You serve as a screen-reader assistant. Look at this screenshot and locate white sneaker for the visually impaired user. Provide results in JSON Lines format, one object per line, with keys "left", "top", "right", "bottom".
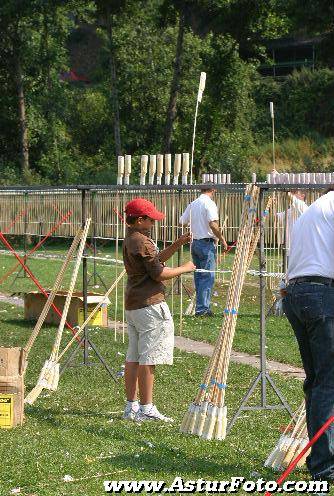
{"left": 123, "top": 401, "right": 139, "bottom": 420}
{"left": 135, "top": 404, "right": 174, "bottom": 423}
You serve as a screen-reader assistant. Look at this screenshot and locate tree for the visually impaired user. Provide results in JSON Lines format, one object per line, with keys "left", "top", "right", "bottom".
{"left": 160, "top": 0, "right": 207, "bottom": 153}
{"left": 94, "top": 0, "right": 127, "bottom": 157}
{"left": 0, "top": 0, "right": 95, "bottom": 183}
{"left": 0, "top": 0, "right": 35, "bottom": 180}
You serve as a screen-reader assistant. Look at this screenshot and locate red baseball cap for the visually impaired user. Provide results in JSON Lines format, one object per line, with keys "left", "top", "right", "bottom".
{"left": 124, "top": 198, "right": 165, "bottom": 220}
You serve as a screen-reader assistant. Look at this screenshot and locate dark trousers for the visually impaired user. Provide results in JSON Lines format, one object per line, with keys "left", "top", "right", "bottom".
{"left": 283, "top": 282, "right": 334, "bottom": 480}
{"left": 191, "top": 239, "right": 216, "bottom": 315}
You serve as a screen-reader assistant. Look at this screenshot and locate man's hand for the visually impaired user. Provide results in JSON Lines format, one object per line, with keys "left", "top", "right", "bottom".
{"left": 181, "top": 261, "right": 196, "bottom": 273}
{"left": 209, "top": 220, "right": 227, "bottom": 250}
{"left": 176, "top": 232, "right": 192, "bottom": 246}
{"left": 221, "top": 239, "right": 228, "bottom": 252}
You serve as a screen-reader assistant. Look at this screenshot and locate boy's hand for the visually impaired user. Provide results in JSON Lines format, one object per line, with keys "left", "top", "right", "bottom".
{"left": 182, "top": 261, "right": 196, "bottom": 273}
{"left": 177, "top": 232, "right": 192, "bottom": 246}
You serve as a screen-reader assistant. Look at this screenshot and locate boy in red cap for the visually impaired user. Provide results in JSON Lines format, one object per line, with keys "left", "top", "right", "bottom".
{"left": 123, "top": 198, "right": 195, "bottom": 422}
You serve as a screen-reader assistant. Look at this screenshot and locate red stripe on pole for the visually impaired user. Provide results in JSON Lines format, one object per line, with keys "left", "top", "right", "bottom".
{"left": 3, "top": 207, "right": 29, "bottom": 234}
{"left": 0, "top": 210, "right": 73, "bottom": 285}
{"left": 113, "top": 207, "right": 125, "bottom": 224}
{"left": 265, "top": 415, "right": 334, "bottom": 496}
{"left": 226, "top": 241, "right": 237, "bottom": 253}
{"left": 0, "top": 230, "right": 80, "bottom": 341}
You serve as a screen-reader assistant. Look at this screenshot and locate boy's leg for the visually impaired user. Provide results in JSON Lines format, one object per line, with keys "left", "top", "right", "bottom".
{"left": 123, "top": 314, "right": 140, "bottom": 419}
{"left": 135, "top": 303, "right": 174, "bottom": 422}
{"left": 125, "top": 361, "right": 139, "bottom": 401}
{"left": 138, "top": 364, "right": 155, "bottom": 404}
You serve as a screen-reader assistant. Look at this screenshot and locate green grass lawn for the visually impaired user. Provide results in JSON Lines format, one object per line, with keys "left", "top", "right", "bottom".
{"left": 0, "top": 301, "right": 315, "bottom": 496}
{"left": 179, "top": 282, "right": 302, "bottom": 368}
{"left": 0, "top": 241, "right": 302, "bottom": 369}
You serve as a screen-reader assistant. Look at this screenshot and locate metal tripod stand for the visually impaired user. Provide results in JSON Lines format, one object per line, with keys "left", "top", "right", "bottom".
{"left": 227, "top": 187, "right": 293, "bottom": 433}
{"left": 60, "top": 188, "right": 117, "bottom": 382}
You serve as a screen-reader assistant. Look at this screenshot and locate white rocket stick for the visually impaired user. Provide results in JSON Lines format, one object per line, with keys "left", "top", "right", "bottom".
{"left": 124, "top": 155, "right": 131, "bottom": 185}
{"left": 165, "top": 154, "right": 171, "bottom": 185}
{"left": 117, "top": 156, "right": 124, "bottom": 185}
{"left": 149, "top": 155, "right": 157, "bottom": 185}
{"left": 191, "top": 72, "right": 206, "bottom": 184}
{"left": 140, "top": 155, "right": 148, "bottom": 185}
{"left": 270, "top": 101, "right": 276, "bottom": 170}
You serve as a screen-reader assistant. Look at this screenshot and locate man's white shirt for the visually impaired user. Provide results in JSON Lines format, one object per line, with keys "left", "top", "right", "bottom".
{"left": 277, "top": 196, "right": 308, "bottom": 254}
{"left": 288, "top": 191, "right": 334, "bottom": 280}
{"left": 179, "top": 194, "right": 219, "bottom": 239}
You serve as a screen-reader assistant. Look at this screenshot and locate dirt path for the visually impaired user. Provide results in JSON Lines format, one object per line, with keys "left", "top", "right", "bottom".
{"left": 0, "top": 293, "right": 24, "bottom": 307}
{"left": 174, "top": 335, "right": 304, "bottom": 381}
{"left": 0, "top": 292, "right": 304, "bottom": 381}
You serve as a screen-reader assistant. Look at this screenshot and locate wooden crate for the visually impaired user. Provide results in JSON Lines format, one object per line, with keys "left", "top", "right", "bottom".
{"left": 24, "top": 291, "right": 110, "bottom": 327}
{"left": 0, "top": 347, "right": 26, "bottom": 428}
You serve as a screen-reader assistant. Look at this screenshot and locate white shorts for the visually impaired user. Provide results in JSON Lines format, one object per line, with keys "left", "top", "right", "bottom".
{"left": 125, "top": 302, "right": 174, "bottom": 365}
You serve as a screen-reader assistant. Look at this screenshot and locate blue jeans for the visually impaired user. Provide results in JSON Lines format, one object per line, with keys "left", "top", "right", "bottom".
{"left": 283, "top": 282, "right": 334, "bottom": 480}
{"left": 191, "top": 239, "right": 216, "bottom": 315}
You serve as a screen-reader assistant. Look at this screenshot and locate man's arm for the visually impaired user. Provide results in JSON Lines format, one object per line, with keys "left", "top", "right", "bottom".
{"left": 159, "top": 233, "right": 191, "bottom": 262}
{"left": 288, "top": 193, "right": 308, "bottom": 215}
{"left": 209, "top": 220, "right": 228, "bottom": 251}
{"left": 179, "top": 204, "right": 190, "bottom": 225}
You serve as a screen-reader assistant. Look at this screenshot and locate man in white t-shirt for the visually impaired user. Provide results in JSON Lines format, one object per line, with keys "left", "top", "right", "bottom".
{"left": 283, "top": 189, "right": 334, "bottom": 482}
{"left": 180, "top": 185, "right": 227, "bottom": 316}
{"left": 277, "top": 190, "right": 308, "bottom": 257}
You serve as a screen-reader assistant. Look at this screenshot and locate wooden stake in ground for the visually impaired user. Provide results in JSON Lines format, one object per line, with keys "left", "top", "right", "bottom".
{"left": 25, "top": 219, "right": 91, "bottom": 405}
{"left": 23, "top": 226, "right": 84, "bottom": 358}
{"left": 56, "top": 269, "right": 126, "bottom": 363}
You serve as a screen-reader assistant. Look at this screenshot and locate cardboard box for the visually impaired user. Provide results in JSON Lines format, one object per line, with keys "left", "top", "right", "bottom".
{"left": 0, "top": 347, "right": 25, "bottom": 428}
{"left": 0, "top": 394, "right": 14, "bottom": 428}
{"left": 24, "top": 291, "right": 110, "bottom": 327}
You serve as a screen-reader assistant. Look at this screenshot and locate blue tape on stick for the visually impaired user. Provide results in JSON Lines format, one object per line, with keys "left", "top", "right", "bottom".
{"left": 263, "top": 210, "right": 269, "bottom": 216}
{"left": 217, "top": 383, "right": 227, "bottom": 390}
{"left": 244, "top": 194, "right": 251, "bottom": 201}
{"left": 231, "top": 308, "right": 238, "bottom": 315}
{"left": 200, "top": 383, "right": 207, "bottom": 390}
{"left": 224, "top": 308, "right": 230, "bottom": 314}
{"left": 210, "top": 378, "right": 216, "bottom": 386}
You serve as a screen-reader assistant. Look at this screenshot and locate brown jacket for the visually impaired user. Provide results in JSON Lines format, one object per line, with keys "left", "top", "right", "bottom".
{"left": 123, "top": 227, "right": 165, "bottom": 310}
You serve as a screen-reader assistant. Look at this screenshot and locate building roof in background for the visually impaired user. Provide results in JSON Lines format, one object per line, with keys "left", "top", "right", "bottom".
{"left": 59, "top": 70, "right": 90, "bottom": 84}
{"left": 265, "top": 34, "right": 326, "bottom": 50}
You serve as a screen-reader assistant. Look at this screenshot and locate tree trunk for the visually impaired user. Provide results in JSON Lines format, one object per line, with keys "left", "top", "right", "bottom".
{"left": 163, "top": 12, "right": 185, "bottom": 153}
{"left": 107, "top": 13, "right": 122, "bottom": 157}
{"left": 194, "top": 119, "right": 213, "bottom": 180}
{"left": 41, "top": 8, "right": 52, "bottom": 91}
{"left": 14, "top": 49, "right": 29, "bottom": 180}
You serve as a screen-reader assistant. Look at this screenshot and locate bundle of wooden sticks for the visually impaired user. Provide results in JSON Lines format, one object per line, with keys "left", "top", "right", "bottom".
{"left": 180, "top": 184, "right": 261, "bottom": 440}
{"left": 264, "top": 401, "right": 310, "bottom": 470}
